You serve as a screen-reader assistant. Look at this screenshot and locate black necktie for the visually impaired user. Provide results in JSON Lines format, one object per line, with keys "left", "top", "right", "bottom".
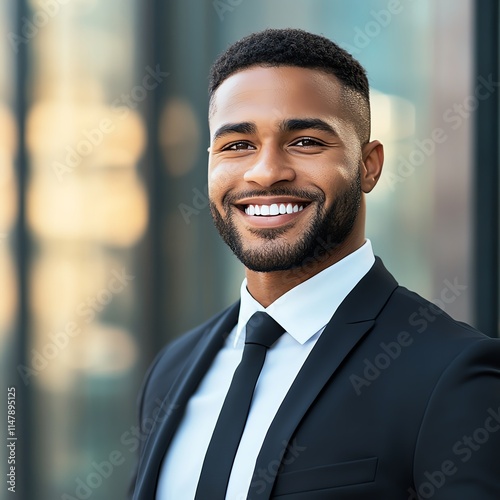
{"left": 195, "top": 312, "right": 285, "bottom": 499}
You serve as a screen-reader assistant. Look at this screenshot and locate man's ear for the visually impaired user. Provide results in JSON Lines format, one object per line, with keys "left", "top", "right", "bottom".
{"left": 360, "top": 140, "right": 384, "bottom": 193}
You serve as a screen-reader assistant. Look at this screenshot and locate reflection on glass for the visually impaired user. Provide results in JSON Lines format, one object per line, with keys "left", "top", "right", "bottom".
{"left": 0, "top": 104, "right": 18, "bottom": 337}
{"left": 24, "top": 0, "right": 147, "bottom": 498}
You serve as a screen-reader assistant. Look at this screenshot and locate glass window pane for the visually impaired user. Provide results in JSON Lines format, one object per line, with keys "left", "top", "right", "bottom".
{"left": 23, "top": 1, "right": 148, "bottom": 497}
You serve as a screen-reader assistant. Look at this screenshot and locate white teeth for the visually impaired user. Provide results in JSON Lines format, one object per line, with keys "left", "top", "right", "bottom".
{"left": 244, "top": 203, "right": 306, "bottom": 216}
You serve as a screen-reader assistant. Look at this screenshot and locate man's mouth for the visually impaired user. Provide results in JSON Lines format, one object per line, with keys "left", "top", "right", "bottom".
{"left": 243, "top": 202, "right": 306, "bottom": 216}
{"left": 231, "top": 196, "right": 313, "bottom": 228}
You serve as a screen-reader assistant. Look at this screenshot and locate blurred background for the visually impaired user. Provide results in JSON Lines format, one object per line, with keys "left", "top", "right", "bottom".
{"left": 1, "top": 0, "right": 499, "bottom": 498}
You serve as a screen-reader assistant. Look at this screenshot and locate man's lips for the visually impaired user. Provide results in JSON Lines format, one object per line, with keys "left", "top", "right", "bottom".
{"left": 234, "top": 197, "right": 311, "bottom": 216}
{"left": 233, "top": 197, "right": 312, "bottom": 228}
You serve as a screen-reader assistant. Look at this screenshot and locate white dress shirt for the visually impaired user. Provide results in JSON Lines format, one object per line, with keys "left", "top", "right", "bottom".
{"left": 156, "top": 240, "right": 375, "bottom": 499}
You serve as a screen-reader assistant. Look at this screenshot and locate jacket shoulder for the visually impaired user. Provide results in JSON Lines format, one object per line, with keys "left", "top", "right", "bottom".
{"left": 137, "top": 303, "right": 238, "bottom": 421}
{"left": 386, "top": 284, "right": 490, "bottom": 340}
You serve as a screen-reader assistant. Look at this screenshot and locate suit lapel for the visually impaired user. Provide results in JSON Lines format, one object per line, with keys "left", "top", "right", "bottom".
{"left": 248, "top": 258, "right": 398, "bottom": 499}
{"left": 134, "top": 301, "right": 240, "bottom": 499}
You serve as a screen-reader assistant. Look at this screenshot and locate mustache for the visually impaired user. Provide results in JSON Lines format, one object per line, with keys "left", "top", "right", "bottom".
{"left": 222, "top": 187, "right": 324, "bottom": 206}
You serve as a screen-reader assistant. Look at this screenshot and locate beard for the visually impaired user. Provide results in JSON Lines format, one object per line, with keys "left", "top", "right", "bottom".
{"left": 210, "top": 171, "right": 362, "bottom": 273}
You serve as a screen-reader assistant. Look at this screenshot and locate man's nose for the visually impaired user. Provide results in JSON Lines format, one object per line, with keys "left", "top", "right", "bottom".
{"left": 243, "top": 146, "right": 296, "bottom": 187}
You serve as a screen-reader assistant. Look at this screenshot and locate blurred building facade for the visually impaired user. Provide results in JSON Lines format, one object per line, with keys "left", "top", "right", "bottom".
{"left": 1, "top": 0, "right": 498, "bottom": 499}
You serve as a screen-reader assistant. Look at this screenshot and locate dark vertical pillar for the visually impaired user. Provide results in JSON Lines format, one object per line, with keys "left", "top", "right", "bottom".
{"left": 139, "top": 0, "right": 235, "bottom": 359}
{"left": 142, "top": 0, "right": 224, "bottom": 347}
{"left": 473, "top": 0, "right": 499, "bottom": 337}
{"left": 14, "top": 1, "right": 32, "bottom": 498}
{"left": 140, "top": 0, "right": 166, "bottom": 360}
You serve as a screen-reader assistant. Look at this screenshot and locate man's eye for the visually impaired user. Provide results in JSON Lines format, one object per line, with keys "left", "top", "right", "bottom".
{"left": 292, "top": 138, "right": 323, "bottom": 147}
{"left": 223, "top": 141, "right": 255, "bottom": 151}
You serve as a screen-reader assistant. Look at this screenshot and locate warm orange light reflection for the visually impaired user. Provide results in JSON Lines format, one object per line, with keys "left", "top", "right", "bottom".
{"left": 160, "top": 97, "right": 201, "bottom": 176}
{"left": 0, "top": 104, "right": 18, "bottom": 234}
{"left": 371, "top": 90, "right": 416, "bottom": 142}
{"left": 369, "top": 90, "right": 417, "bottom": 199}
{"left": 0, "top": 104, "right": 18, "bottom": 344}
{"left": 29, "top": 322, "right": 138, "bottom": 392}
{"left": 29, "top": 248, "right": 137, "bottom": 390}
{"left": 27, "top": 168, "right": 148, "bottom": 246}
{"left": 27, "top": 101, "right": 146, "bottom": 170}
{"left": 67, "top": 322, "right": 138, "bottom": 375}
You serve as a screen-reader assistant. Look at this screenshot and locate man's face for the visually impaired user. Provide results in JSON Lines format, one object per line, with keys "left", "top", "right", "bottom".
{"left": 208, "top": 66, "right": 369, "bottom": 273}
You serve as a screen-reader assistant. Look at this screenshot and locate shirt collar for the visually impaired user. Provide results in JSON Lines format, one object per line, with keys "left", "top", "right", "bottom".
{"left": 234, "top": 240, "right": 375, "bottom": 347}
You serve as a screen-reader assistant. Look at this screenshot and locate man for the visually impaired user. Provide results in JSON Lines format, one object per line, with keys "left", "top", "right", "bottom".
{"left": 132, "top": 29, "right": 500, "bottom": 499}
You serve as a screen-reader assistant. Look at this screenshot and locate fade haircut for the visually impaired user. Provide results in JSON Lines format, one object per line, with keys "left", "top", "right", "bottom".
{"left": 208, "top": 28, "right": 371, "bottom": 145}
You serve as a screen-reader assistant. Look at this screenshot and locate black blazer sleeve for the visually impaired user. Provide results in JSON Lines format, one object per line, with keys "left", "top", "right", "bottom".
{"left": 412, "top": 338, "right": 500, "bottom": 499}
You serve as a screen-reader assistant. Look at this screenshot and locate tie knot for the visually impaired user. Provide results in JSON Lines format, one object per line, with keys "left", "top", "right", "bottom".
{"left": 245, "top": 312, "right": 284, "bottom": 349}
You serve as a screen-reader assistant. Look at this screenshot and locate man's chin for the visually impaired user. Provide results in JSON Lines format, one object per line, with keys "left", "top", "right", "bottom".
{"left": 232, "top": 243, "right": 312, "bottom": 273}
{"left": 239, "top": 261, "right": 294, "bottom": 273}
{"left": 239, "top": 261, "right": 297, "bottom": 273}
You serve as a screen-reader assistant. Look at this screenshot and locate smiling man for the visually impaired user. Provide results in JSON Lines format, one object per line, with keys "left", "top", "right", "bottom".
{"left": 207, "top": 62, "right": 380, "bottom": 304}
{"left": 132, "top": 29, "right": 500, "bottom": 500}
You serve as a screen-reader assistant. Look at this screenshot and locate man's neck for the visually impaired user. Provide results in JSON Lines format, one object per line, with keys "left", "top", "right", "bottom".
{"left": 245, "top": 234, "right": 365, "bottom": 307}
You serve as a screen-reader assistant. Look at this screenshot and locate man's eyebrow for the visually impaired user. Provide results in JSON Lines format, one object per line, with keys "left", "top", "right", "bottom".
{"left": 212, "top": 122, "right": 257, "bottom": 142}
{"left": 280, "top": 118, "right": 338, "bottom": 136}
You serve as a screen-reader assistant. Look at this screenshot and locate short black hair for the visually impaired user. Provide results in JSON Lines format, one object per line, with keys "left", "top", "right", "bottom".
{"left": 208, "top": 28, "right": 371, "bottom": 144}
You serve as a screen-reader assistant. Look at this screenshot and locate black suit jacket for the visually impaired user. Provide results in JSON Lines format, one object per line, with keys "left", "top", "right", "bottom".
{"left": 132, "top": 258, "right": 500, "bottom": 499}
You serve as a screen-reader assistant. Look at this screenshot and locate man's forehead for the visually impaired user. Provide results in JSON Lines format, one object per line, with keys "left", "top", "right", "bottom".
{"left": 209, "top": 66, "right": 345, "bottom": 126}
